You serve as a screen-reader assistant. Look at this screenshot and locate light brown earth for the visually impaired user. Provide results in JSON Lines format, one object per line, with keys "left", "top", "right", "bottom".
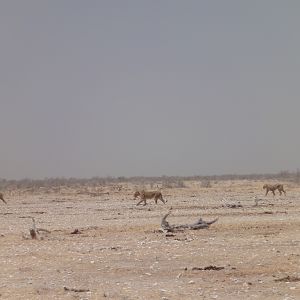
{"left": 0, "top": 180, "right": 299, "bottom": 299}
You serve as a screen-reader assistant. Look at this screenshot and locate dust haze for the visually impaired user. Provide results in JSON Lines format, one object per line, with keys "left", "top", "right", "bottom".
{"left": 1, "top": 1, "right": 300, "bottom": 179}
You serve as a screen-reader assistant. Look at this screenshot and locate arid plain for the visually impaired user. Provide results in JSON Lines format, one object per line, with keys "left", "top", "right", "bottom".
{"left": 0, "top": 180, "right": 299, "bottom": 299}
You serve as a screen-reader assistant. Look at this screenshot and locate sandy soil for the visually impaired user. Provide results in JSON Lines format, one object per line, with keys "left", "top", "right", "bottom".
{"left": 0, "top": 180, "right": 299, "bottom": 299}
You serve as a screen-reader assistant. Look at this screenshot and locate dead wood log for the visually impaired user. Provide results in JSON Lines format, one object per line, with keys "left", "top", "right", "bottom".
{"left": 161, "top": 208, "right": 218, "bottom": 232}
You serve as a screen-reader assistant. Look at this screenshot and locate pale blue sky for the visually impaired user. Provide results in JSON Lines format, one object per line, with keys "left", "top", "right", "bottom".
{"left": 0, "top": 1, "right": 299, "bottom": 179}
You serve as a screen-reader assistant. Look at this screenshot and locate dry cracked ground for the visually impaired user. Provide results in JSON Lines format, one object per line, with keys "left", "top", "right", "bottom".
{"left": 0, "top": 180, "right": 299, "bottom": 299}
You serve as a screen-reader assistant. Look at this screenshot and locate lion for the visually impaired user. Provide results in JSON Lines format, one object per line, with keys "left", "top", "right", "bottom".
{"left": 134, "top": 190, "right": 166, "bottom": 206}
{"left": 263, "top": 184, "right": 286, "bottom": 196}
{"left": 0, "top": 193, "right": 7, "bottom": 204}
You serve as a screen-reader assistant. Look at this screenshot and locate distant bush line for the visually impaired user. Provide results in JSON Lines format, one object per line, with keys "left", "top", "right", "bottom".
{"left": 0, "top": 170, "right": 299, "bottom": 190}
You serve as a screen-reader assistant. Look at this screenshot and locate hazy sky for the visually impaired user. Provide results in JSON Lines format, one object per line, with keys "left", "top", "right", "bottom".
{"left": 0, "top": 1, "right": 299, "bottom": 179}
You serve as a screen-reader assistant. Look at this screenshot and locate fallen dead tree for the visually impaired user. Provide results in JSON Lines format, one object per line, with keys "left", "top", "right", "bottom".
{"left": 161, "top": 208, "right": 218, "bottom": 232}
